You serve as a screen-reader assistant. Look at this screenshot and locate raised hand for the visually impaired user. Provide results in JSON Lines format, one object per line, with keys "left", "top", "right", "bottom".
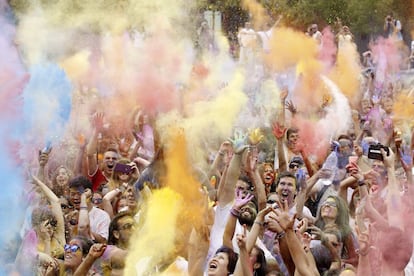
{"left": 273, "top": 199, "right": 295, "bottom": 231}
{"left": 307, "top": 225, "right": 324, "bottom": 240}
{"left": 381, "top": 147, "right": 395, "bottom": 169}
{"left": 285, "top": 100, "right": 297, "bottom": 115}
{"left": 245, "top": 147, "right": 258, "bottom": 175}
{"left": 228, "top": 130, "right": 248, "bottom": 154}
{"left": 233, "top": 189, "right": 254, "bottom": 210}
{"left": 248, "top": 128, "right": 264, "bottom": 145}
{"left": 91, "top": 112, "right": 104, "bottom": 131}
{"left": 272, "top": 122, "right": 286, "bottom": 140}
{"left": 88, "top": 243, "right": 107, "bottom": 259}
{"left": 296, "top": 217, "right": 308, "bottom": 234}
{"left": 280, "top": 87, "right": 289, "bottom": 103}
{"left": 236, "top": 224, "right": 248, "bottom": 249}
{"left": 38, "top": 151, "right": 50, "bottom": 167}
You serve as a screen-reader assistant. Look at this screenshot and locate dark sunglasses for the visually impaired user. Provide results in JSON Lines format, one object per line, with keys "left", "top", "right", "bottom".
{"left": 64, "top": 244, "right": 81, "bottom": 253}
{"left": 92, "top": 198, "right": 103, "bottom": 204}
{"left": 61, "top": 204, "right": 73, "bottom": 210}
{"left": 69, "top": 219, "right": 78, "bottom": 226}
{"left": 289, "top": 163, "right": 300, "bottom": 169}
{"left": 267, "top": 199, "right": 277, "bottom": 204}
{"left": 46, "top": 219, "right": 58, "bottom": 228}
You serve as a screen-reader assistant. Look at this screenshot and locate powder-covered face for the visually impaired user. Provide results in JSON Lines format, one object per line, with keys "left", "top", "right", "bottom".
{"left": 262, "top": 164, "right": 275, "bottom": 185}
{"left": 287, "top": 132, "right": 299, "bottom": 150}
{"left": 56, "top": 167, "right": 69, "bottom": 186}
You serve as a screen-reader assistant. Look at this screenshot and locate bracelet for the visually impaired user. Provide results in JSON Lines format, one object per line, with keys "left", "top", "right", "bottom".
{"left": 254, "top": 221, "right": 264, "bottom": 227}
{"left": 276, "top": 231, "right": 286, "bottom": 239}
{"left": 230, "top": 208, "right": 240, "bottom": 218}
{"left": 80, "top": 206, "right": 88, "bottom": 210}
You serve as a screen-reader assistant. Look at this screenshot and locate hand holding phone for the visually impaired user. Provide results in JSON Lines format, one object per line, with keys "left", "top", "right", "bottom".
{"left": 367, "top": 144, "right": 389, "bottom": 161}
{"left": 114, "top": 163, "right": 133, "bottom": 174}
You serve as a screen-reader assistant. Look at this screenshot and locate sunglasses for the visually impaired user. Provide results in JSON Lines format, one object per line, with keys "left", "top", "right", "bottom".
{"left": 289, "top": 163, "right": 300, "bottom": 169}
{"left": 64, "top": 244, "right": 81, "bottom": 253}
{"left": 267, "top": 199, "right": 277, "bottom": 204}
{"left": 61, "top": 204, "right": 73, "bottom": 210}
{"left": 46, "top": 219, "right": 58, "bottom": 228}
{"left": 322, "top": 201, "right": 337, "bottom": 208}
{"left": 92, "top": 198, "right": 103, "bottom": 204}
{"left": 69, "top": 219, "right": 78, "bottom": 226}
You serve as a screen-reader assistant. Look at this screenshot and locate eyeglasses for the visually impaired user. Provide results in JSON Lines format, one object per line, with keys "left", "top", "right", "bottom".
{"left": 92, "top": 198, "right": 103, "bottom": 204}
{"left": 61, "top": 204, "right": 73, "bottom": 210}
{"left": 119, "top": 222, "right": 135, "bottom": 231}
{"left": 45, "top": 219, "right": 58, "bottom": 228}
{"left": 267, "top": 199, "right": 277, "bottom": 204}
{"left": 64, "top": 244, "right": 81, "bottom": 253}
{"left": 289, "top": 163, "right": 300, "bottom": 169}
{"left": 322, "top": 201, "right": 337, "bottom": 208}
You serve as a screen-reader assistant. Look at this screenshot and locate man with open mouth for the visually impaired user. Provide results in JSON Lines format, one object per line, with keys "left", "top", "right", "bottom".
{"left": 86, "top": 112, "right": 120, "bottom": 192}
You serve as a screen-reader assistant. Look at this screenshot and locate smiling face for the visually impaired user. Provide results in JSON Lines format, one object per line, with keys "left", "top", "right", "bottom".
{"left": 238, "top": 201, "right": 257, "bottom": 227}
{"left": 69, "top": 188, "right": 82, "bottom": 210}
{"left": 103, "top": 151, "right": 118, "bottom": 175}
{"left": 64, "top": 239, "right": 83, "bottom": 270}
{"left": 207, "top": 252, "right": 230, "bottom": 276}
{"left": 262, "top": 164, "right": 275, "bottom": 186}
{"left": 276, "top": 176, "right": 296, "bottom": 205}
{"left": 56, "top": 167, "right": 70, "bottom": 186}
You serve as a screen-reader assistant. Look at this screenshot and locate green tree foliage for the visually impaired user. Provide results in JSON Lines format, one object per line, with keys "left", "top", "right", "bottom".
{"left": 197, "top": 0, "right": 413, "bottom": 40}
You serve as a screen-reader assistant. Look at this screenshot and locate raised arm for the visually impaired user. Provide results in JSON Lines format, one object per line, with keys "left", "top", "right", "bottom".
{"left": 274, "top": 200, "right": 319, "bottom": 276}
{"left": 32, "top": 175, "right": 66, "bottom": 247}
{"left": 382, "top": 148, "right": 404, "bottom": 230}
{"left": 86, "top": 112, "right": 104, "bottom": 176}
{"left": 233, "top": 225, "right": 253, "bottom": 276}
{"left": 223, "top": 192, "right": 254, "bottom": 249}
{"left": 73, "top": 243, "right": 106, "bottom": 276}
{"left": 273, "top": 122, "right": 287, "bottom": 172}
{"left": 217, "top": 131, "right": 248, "bottom": 207}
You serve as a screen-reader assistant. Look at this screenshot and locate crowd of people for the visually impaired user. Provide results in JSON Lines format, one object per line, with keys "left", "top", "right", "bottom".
{"left": 4, "top": 4, "right": 414, "bottom": 276}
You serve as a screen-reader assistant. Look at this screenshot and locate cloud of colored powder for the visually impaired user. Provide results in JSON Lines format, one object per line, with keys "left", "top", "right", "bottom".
{"left": 125, "top": 132, "right": 204, "bottom": 275}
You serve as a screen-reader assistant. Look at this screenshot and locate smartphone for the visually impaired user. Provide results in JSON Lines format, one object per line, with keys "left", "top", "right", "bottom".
{"left": 346, "top": 156, "right": 358, "bottom": 173}
{"left": 367, "top": 144, "right": 389, "bottom": 161}
{"left": 114, "top": 163, "right": 133, "bottom": 174}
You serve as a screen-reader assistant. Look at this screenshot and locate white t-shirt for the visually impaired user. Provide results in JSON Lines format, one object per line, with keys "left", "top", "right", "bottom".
{"left": 89, "top": 206, "right": 111, "bottom": 240}
{"left": 206, "top": 203, "right": 232, "bottom": 265}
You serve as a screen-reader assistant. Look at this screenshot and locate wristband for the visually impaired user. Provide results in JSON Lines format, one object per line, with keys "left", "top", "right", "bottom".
{"left": 80, "top": 206, "right": 88, "bottom": 210}
{"left": 230, "top": 208, "right": 240, "bottom": 218}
